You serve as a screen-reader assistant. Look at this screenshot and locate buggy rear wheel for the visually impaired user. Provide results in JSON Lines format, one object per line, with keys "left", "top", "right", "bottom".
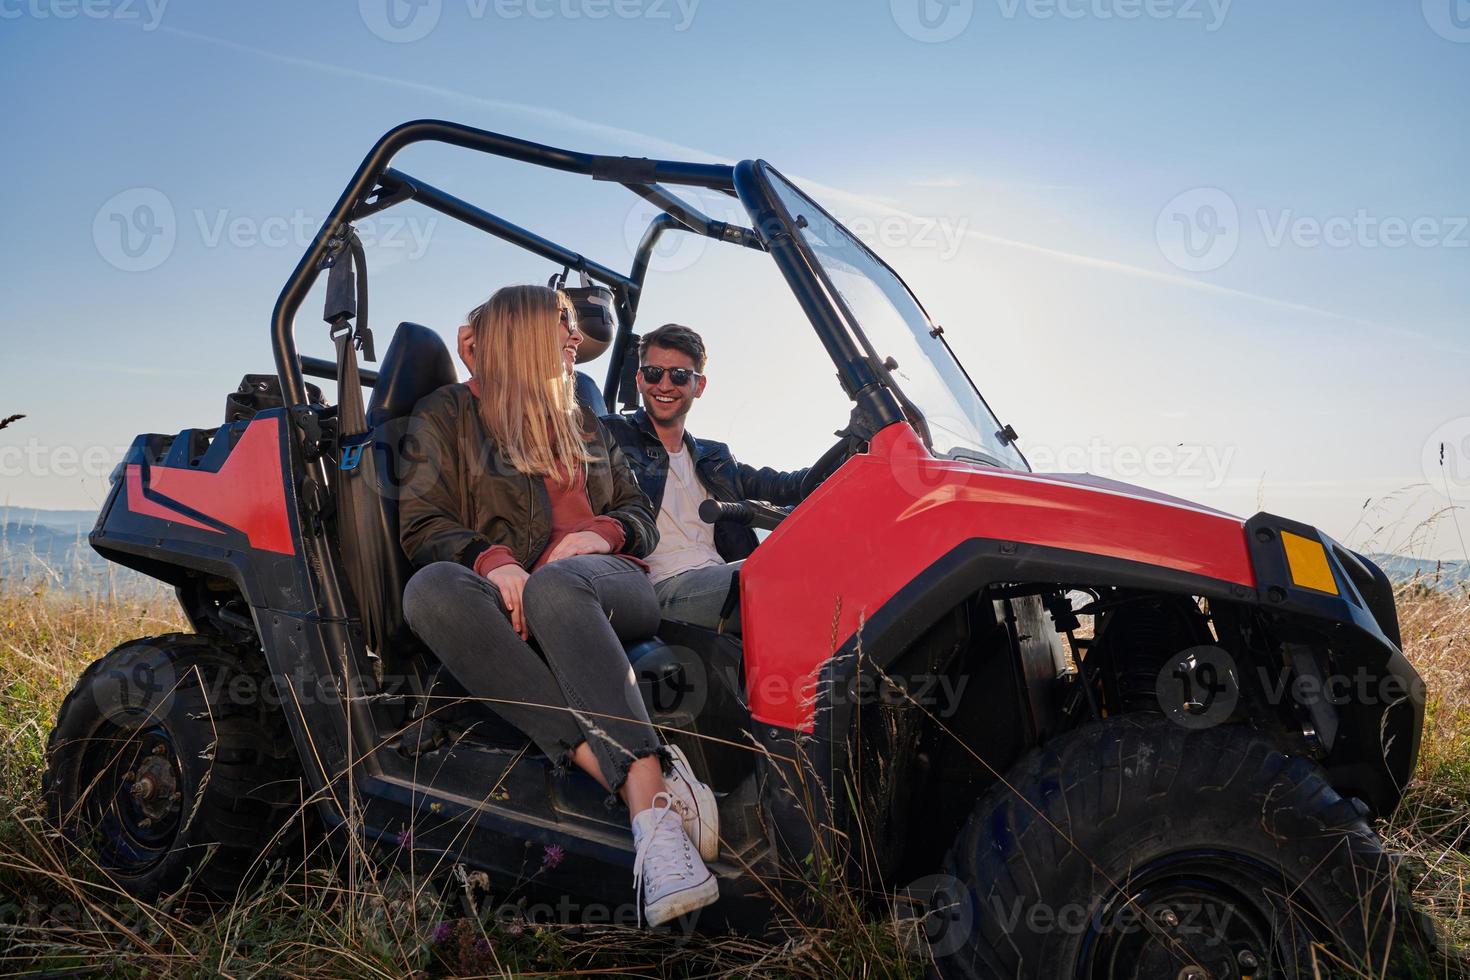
{"left": 931, "top": 715, "right": 1405, "bottom": 978}
{"left": 43, "top": 633, "right": 303, "bottom": 901}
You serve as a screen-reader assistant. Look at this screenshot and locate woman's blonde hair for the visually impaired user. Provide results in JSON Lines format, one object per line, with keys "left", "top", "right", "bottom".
{"left": 467, "top": 284, "right": 590, "bottom": 478}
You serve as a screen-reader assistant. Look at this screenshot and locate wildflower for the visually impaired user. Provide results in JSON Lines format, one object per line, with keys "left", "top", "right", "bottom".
{"left": 473, "top": 937, "right": 491, "bottom": 954}
{"left": 431, "top": 922, "right": 452, "bottom": 944}
{"left": 395, "top": 828, "right": 414, "bottom": 848}
{"left": 541, "top": 843, "right": 565, "bottom": 870}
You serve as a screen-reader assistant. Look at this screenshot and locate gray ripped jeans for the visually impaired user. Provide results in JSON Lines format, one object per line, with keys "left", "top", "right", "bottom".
{"left": 402, "top": 555, "right": 665, "bottom": 792}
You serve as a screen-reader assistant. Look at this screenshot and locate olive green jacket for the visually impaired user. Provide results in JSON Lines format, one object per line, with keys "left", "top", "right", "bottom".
{"left": 398, "top": 383, "right": 658, "bottom": 570}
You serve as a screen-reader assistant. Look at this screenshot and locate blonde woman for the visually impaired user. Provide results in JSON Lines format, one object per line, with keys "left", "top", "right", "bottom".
{"left": 400, "top": 284, "right": 719, "bottom": 926}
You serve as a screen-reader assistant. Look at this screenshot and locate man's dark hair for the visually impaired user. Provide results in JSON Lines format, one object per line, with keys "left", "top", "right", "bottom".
{"left": 639, "top": 323, "right": 707, "bottom": 372}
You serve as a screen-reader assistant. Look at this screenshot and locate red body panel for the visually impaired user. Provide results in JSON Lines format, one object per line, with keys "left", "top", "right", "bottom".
{"left": 126, "top": 416, "right": 296, "bottom": 556}
{"left": 740, "top": 423, "right": 1255, "bottom": 732}
{"left": 124, "top": 465, "right": 222, "bottom": 533}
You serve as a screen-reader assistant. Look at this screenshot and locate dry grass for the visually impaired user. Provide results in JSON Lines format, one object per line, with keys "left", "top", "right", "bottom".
{"left": 1, "top": 579, "right": 1467, "bottom": 976}
{"left": 0, "top": 582, "right": 920, "bottom": 977}
{"left": 1380, "top": 584, "right": 1470, "bottom": 969}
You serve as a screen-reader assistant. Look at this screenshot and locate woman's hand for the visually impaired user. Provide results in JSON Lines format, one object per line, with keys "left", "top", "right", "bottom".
{"left": 544, "top": 530, "right": 612, "bottom": 564}
{"left": 486, "top": 563, "right": 532, "bottom": 638}
{"left": 456, "top": 323, "right": 476, "bottom": 373}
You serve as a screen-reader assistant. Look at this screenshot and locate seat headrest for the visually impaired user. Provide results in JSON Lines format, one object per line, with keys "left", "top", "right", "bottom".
{"left": 574, "top": 370, "right": 608, "bottom": 416}
{"left": 564, "top": 286, "right": 617, "bottom": 363}
{"left": 366, "top": 322, "right": 457, "bottom": 428}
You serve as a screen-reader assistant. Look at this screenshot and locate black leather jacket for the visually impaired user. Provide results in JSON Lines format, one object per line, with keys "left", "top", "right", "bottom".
{"left": 401, "top": 385, "right": 658, "bottom": 570}
{"left": 600, "top": 408, "right": 820, "bottom": 562}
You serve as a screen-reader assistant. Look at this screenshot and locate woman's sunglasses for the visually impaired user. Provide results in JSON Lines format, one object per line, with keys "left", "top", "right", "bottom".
{"left": 638, "top": 365, "right": 701, "bottom": 387}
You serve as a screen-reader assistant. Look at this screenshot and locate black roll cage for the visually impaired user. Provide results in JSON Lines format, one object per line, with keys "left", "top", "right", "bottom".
{"left": 271, "top": 118, "right": 894, "bottom": 417}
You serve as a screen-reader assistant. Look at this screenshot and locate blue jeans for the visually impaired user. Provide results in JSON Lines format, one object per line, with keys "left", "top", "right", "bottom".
{"left": 402, "top": 555, "right": 664, "bottom": 792}
{"left": 652, "top": 560, "right": 742, "bottom": 634}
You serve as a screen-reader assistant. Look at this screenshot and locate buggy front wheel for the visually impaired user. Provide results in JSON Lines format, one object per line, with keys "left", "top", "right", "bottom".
{"left": 933, "top": 716, "right": 1404, "bottom": 978}
{"left": 43, "top": 633, "right": 303, "bottom": 901}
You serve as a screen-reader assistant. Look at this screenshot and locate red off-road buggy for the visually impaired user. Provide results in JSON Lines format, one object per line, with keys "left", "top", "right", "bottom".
{"left": 45, "top": 121, "right": 1423, "bottom": 978}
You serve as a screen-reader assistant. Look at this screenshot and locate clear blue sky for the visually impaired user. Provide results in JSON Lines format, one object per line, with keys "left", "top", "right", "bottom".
{"left": 2, "top": 0, "right": 1467, "bottom": 559}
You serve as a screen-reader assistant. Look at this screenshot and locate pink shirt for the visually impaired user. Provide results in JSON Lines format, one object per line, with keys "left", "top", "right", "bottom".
{"left": 473, "top": 464, "right": 627, "bottom": 575}
{"left": 464, "top": 378, "right": 640, "bottom": 576}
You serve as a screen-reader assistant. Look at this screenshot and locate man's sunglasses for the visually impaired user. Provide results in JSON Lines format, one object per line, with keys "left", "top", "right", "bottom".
{"left": 638, "top": 365, "right": 701, "bottom": 387}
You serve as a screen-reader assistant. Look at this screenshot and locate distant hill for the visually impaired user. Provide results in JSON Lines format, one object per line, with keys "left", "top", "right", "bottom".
{"left": 0, "top": 507, "right": 98, "bottom": 533}
{"left": 1369, "top": 554, "right": 1470, "bottom": 591}
{"left": 0, "top": 506, "right": 160, "bottom": 595}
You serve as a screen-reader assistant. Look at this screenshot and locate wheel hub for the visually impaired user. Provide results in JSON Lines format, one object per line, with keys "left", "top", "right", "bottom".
{"left": 78, "top": 723, "right": 185, "bottom": 873}
{"left": 128, "top": 752, "right": 180, "bottom": 824}
{"left": 1078, "top": 854, "right": 1288, "bottom": 980}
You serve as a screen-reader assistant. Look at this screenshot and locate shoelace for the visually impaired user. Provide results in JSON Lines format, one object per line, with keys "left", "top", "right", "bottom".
{"left": 667, "top": 761, "right": 702, "bottom": 826}
{"left": 632, "top": 791, "right": 695, "bottom": 927}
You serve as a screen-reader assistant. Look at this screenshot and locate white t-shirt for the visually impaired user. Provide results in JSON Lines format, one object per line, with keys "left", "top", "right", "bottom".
{"left": 646, "top": 446, "right": 726, "bottom": 584}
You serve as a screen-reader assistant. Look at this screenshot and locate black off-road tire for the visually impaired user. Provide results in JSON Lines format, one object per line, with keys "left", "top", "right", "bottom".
{"left": 43, "top": 633, "right": 303, "bottom": 901}
{"left": 931, "top": 715, "right": 1405, "bottom": 979}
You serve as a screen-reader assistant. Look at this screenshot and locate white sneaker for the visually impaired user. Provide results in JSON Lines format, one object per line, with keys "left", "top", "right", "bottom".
{"left": 632, "top": 792, "right": 719, "bottom": 928}
{"left": 664, "top": 744, "right": 719, "bottom": 862}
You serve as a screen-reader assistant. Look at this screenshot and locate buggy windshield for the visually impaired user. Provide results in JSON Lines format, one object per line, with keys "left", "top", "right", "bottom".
{"left": 763, "top": 168, "right": 1028, "bottom": 471}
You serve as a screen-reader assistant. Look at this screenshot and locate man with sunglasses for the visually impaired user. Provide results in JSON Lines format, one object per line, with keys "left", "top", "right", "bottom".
{"left": 602, "top": 323, "right": 834, "bottom": 633}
